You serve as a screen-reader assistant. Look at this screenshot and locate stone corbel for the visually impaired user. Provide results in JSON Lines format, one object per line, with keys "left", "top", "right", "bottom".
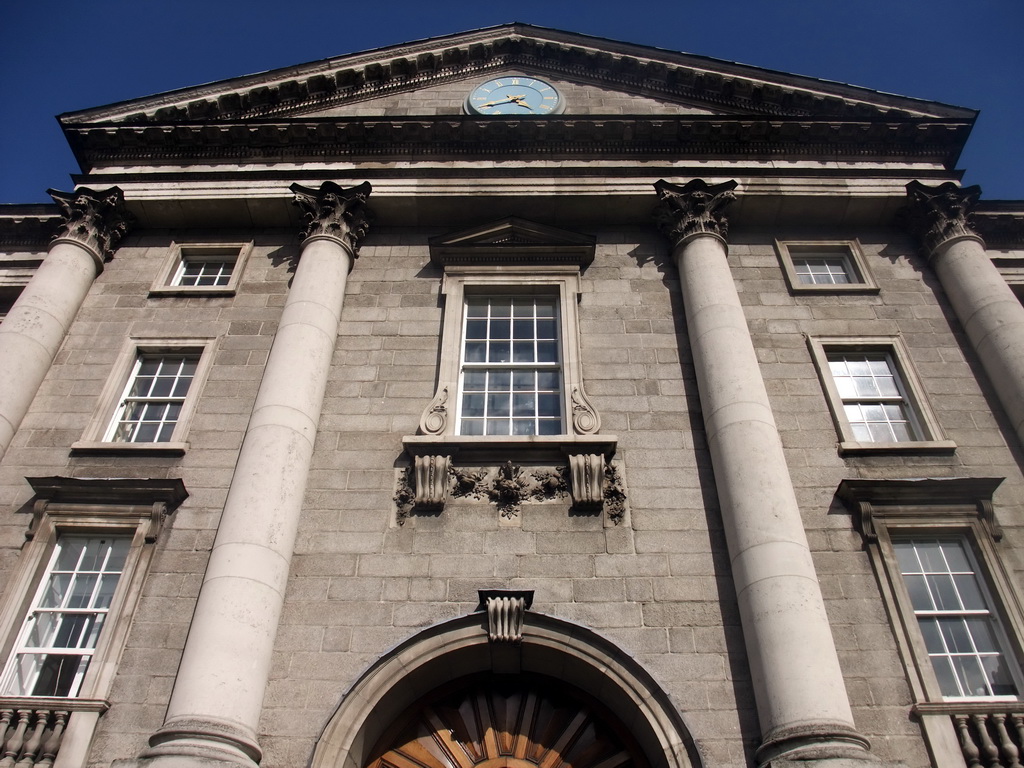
{"left": 568, "top": 453, "right": 605, "bottom": 512}
{"left": 413, "top": 454, "right": 450, "bottom": 511}
{"left": 570, "top": 387, "right": 600, "bottom": 435}
{"left": 479, "top": 589, "right": 534, "bottom": 644}
{"left": 418, "top": 387, "right": 449, "bottom": 435}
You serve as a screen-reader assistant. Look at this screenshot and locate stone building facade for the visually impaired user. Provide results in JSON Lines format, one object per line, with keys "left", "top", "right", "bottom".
{"left": 0, "top": 23, "right": 1023, "bottom": 768}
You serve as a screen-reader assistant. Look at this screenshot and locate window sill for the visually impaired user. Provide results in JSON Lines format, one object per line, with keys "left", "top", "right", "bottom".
{"left": 0, "top": 695, "right": 109, "bottom": 712}
{"left": 788, "top": 284, "right": 880, "bottom": 295}
{"left": 148, "top": 287, "right": 236, "bottom": 297}
{"left": 403, "top": 434, "right": 617, "bottom": 464}
{"left": 838, "top": 439, "right": 957, "bottom": 457}
{"left": 70, "top": 441, "right": 188, "bottom": 457}
{"left": 914, "top": 700, "right": 1022, "bottom": 716}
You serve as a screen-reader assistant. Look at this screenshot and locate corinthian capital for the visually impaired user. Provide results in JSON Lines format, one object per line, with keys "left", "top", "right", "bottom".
{"left": 290, "top": 181, "right": 372, "bottom": 252}
{"left": 47, "top": 186, "right": 131, "bottom": 263}
{"left": 903, "top": 180, "right": 984, "bottom": 255}
{"left": 653, "top": 178, "right": 738, "bottom": 248}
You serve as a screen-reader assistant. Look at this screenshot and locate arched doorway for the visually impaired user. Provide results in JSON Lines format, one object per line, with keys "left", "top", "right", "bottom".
{"left": 366, "top": 674, "right": 648, "bottom": 768}
{"left": 312, "top": 612, "right": 702, "bottom": 768}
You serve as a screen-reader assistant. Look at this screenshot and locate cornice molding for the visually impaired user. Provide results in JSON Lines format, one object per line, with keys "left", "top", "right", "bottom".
{"left": 61, "top": 27, "right": 971, "bottom": 127}
{"left": 65, "top": 115, "right": 972, "bottom": 171}
{"left": 0, "top": 210, "right": 62, "bottom": 249}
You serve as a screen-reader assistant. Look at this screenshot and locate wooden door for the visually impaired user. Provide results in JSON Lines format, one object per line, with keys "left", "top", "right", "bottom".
{"left": 366, "top": 676, "right": 647, "bottom": 768}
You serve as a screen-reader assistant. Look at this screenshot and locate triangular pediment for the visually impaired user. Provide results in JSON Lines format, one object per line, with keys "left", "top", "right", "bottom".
{"left": 429, "top": 217, "right": 595, "bottom": 267}
{"left": 60, "top": 24, "right": 974, "bottom": 127}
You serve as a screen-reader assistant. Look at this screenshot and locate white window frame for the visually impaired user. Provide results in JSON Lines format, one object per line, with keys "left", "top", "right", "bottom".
{"left": 72, "top": 336, "right": 216, "bottom": 455}
{"left": 433, "top": 268, "right": 586, "bottom": 440}
{"left": 0, "top": 535, "right": 132, "bottom": 698}
{"left": 149, "top": 241, "right": 252, "bottom": 296}
{"left": 0, "top": 477, "right": 185, "bottom": 766}
{"left": 455, "top": 290, "right": 565, "bottom": 437}
{"left": 775, "top": 239, "right": 878, "bottom": 294}
{"left": 807, "top": 335, "right": 955, "bottom": 455}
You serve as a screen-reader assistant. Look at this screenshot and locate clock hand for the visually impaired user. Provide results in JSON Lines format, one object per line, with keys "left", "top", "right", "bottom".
{"left": 480, "top": 94, "right": 528, "bottom": 108}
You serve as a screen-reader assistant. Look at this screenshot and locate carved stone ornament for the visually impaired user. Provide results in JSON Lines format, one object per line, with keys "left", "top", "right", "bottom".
{"left": 414, "top": 454, "right": 451, "bottom": 511}
{"left": 47, "top": 186, "right": 132, "bottom": 264}
{"left": 568, "top": 454, "right": 605, "bottom": 512}
{"left": 570, "top": 387, "right": 601, "bottom": 435}
{"left": 903, "top": 180, "right": 984, "bottom": 255}
{"left": 653, "top": 178, "right": 738, "bottom": 248}
{"left": 419, "top": 387, "right": 449, "bottom": 435}
{"left": 289, "top": 180, "right": 372, "bottom": 253}
{"left": 479, "top": 590, "right": 534, "bottom": 644}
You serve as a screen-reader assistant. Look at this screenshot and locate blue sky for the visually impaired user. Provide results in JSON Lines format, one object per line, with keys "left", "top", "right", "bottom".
{"left": 2, "top": 0, "right": 1022, "bottom": 203}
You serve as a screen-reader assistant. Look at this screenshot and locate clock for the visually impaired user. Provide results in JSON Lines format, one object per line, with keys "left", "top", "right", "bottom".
{"left": 466, "top": 76, "right": 563, "bottom": 116}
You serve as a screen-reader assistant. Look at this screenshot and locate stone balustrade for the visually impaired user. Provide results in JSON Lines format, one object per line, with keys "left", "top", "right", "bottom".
{"left": 0, "top": 698, "right": 107, "bottom": 768}
{"left": 952, "top": 708, "right": 1024, "bottom": 768}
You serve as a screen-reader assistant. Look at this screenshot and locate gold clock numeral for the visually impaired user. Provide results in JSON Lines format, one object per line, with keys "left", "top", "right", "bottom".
{"left": 511, "top": 78, "right": 520, "bottom": 84}
{"left": 494, "top": 80, "right": 504, "bottom": 87}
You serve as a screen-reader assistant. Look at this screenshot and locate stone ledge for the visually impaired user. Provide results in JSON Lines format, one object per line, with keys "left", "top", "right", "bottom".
{"left": 402, "top": 433, "right": 617, "bottom": 464}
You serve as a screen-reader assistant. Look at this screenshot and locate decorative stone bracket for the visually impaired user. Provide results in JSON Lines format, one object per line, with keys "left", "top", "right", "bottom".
{"left": 568, "top": 453, "right": 604, "bottom": 512}
{"left": 413, "top": 454, "right": 450, "bottom": 510}
{"left": 479, "top": 590, "right": 534, "bottom": 644}
{"left": 398, "top": 436, "right": 624, "bottom": 521}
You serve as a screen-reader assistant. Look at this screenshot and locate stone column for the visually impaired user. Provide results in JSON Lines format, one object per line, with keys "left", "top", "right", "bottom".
{"left": 904, "top": 181, "right": 1024, "bottom": 450}
{"left": 654, "top": 180, "right": 875, "bottom": 767}
{"left": 0, "top": 187, "right": 129, "bottom": 463}
{"left": 133, "top": 182, "right": 372, "bottom": 768}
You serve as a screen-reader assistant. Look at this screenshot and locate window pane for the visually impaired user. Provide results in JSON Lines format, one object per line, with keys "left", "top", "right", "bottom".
{"left": 462, "top": 394, "right": 484, "bottom": 417}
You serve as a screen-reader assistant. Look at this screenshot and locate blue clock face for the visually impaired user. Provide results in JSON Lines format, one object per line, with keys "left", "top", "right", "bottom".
{"left": 466, "top": 76, "right": 562, "bottom": 116}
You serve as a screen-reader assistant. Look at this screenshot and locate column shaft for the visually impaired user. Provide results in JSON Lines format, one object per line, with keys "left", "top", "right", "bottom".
{"left": 136, "top": 181, "right": 371, "bottom": 768}
{"left": 675, "top": 235, "right": 867, "bottom": 765}
{"left": 141, "top": 238, "right": 351, "bottom": 766}
{"left": 932, "top": 237, "right": 1024, "bottom": 445}
{"left": 0, "top": 187, "right": 127, "bottom": 464}
{"left": 0, "top": 242, "right": 99, "bottom": 455}
{"left": 654, "top": 178, "right": 874, "bottom": 766}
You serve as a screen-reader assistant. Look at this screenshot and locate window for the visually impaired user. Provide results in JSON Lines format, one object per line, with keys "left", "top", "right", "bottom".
{"left": 458, "top": 295, "right": 562, "bottom": 436}
{"left": 73, "top": 337, "right": 215, "bottom": 455}
{"left": 838, "top": 477, "right": 1024, "bottom": 708}
{"left": 104, "top": 353, "right": 199, "bottom": 443}
{"left": 1, "top": 536, "right": 130, "bottom": 697}
{"left": 0, "top": 478, "right": 186, "bottom": 765}
{"left": 893, "top": 537, "right": 1018, "bottom": 699}
{"left": 775, "top": 240, "right": 877, "bottom": 293}
{"left": 827, "top": 351, "right": 917, "bottom": 443}
{"left": 808, "top": 336, "right": 954, "bottom": 455}
{"left": 150, "top": 242, "right": 252, "bottom": 296}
